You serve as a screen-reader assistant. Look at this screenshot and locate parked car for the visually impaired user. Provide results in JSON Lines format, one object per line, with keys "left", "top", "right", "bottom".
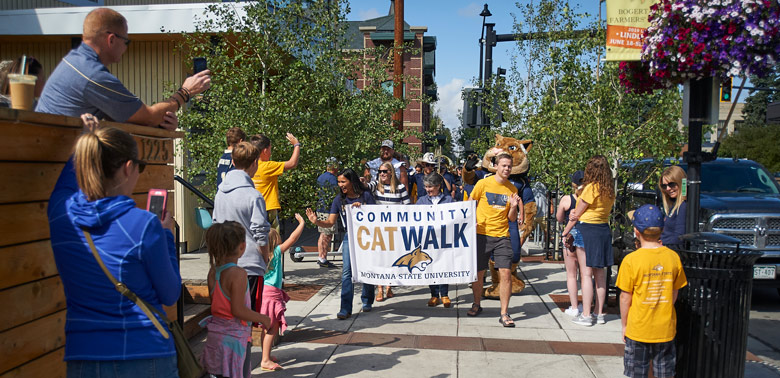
{"left": 613, "top": 158, "right": 780, "bottom": 290}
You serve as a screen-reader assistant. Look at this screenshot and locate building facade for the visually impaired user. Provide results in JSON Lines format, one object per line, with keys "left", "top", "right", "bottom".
{"left": 345, "top": 7, "right": 436, "bottom": 150}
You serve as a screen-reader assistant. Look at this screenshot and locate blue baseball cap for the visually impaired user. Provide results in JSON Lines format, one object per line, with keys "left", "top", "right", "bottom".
{"left": 571, "top": 170, "right": 584, "bottom": 186}
{"left": 629, "top": 204, "right": 664, "bottom": 232}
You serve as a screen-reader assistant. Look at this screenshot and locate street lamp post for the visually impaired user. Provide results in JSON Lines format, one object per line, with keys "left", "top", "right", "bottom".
{"left": 478, "top": 4, "right": 492, "bottom": 86}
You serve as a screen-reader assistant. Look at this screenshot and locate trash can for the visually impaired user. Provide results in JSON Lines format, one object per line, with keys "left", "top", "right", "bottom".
{"left": 675, "top": 232, "right": 763, "bottom": 378}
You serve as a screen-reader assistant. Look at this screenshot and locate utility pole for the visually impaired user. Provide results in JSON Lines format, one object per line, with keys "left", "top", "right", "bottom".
{"left": 392, "top": 0, "right": 404, "bottom": 131}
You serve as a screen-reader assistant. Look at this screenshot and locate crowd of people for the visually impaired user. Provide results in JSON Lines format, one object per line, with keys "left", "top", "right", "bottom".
{"left": 38, "top": 7, "right": 692, "bottom": 378}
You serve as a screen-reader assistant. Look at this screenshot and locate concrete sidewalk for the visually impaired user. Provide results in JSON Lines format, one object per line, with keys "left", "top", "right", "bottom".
{"left": 180, "top": 228, "right": 780, "bottom": 378}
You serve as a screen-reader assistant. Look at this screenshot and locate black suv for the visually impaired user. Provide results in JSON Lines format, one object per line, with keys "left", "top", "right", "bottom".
{"left": 614, "top": 158, "right": 780, "bottom": 288}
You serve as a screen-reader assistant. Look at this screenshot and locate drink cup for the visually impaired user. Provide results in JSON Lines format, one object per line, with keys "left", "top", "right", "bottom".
{"left": 7, "top": 74, "right": 37, "bottom": 111}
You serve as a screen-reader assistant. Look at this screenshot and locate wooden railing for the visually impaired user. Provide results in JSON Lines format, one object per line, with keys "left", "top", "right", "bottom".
{"left": 0, "top": 108, "right": 182, "bottom": 378}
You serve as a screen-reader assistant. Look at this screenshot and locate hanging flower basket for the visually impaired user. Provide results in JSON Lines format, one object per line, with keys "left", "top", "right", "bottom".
{"left": 619, "top": 0, "right": 780, "bottom": 93}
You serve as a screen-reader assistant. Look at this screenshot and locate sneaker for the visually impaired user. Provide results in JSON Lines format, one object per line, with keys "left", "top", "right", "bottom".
{"left": 564, "top": 306, "right": 580, "bottom": 317}
{"left": 318, "top": 260, "right": 337, "bottom": 268}
{"left": 572, "top": 314, "right": 594, "bottom": 327}
{"left": 336, "top": 310, "right": 351, "bottom": 320}
{"left": 594, "top": 314, "right": 606, "bottom": 325}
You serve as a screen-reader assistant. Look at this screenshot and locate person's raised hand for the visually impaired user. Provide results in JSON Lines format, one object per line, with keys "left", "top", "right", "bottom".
{"left": 294, "top": 213, "right": 304, "bottom": 225}
{"left": 510, "top": 193, "right": 521, "bottom": 208}
{"left": 160, "top": 111, "right": 178, "bottom": 131}
{"left": 305, "top": 208, "right": 317, "bottom": 223}
{"left": 182, "top": 70, "right": 211, "bottom": 95}
{"left": 464, "top": 153, "right": 479, "bottom": 171}
{"left": 80, "top": 113, "right": 100, "bottom": 133}
{"left": 286, "top": 133, "right": 299, "bottom": 146}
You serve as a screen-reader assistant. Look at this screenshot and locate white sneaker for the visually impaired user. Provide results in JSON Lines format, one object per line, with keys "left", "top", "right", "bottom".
{"left": 595, "top": 314, "right": 606, "bottom": 325}
{"left": 572, "top": 314, "right": 593, "bottom": 326}
{"left": 564, "top": 306, "right": 580, "bottom": 317}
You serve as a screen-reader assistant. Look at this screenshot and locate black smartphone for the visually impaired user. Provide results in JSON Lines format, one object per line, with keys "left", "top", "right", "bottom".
{"left": 193, "top": 57, "right": 207, "bottom": 74}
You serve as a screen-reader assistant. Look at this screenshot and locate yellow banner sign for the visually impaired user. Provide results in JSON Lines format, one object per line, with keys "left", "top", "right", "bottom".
{"left": 605, "top": 0, "right": 658, "bottom": 61}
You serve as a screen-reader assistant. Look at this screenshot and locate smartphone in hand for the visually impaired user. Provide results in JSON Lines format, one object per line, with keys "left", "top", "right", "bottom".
{"left": 146, "top": 189, "right": 168, "bottom": 220}
{"left": 193, "top": 57, "right": 207, "bottom": 74}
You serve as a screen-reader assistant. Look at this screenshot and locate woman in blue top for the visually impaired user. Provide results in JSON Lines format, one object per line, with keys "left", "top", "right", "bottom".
{"left": 416, "top": 173, "right": 455, "bottom": 308}
{"left": 48, "top": 115, "right": 180, "bottom": 377}
{"left": 306, "top": 168, "right": 376, "bottom": 319}
{"left": 659, "top": 166, "right": 687, "bottom": 250}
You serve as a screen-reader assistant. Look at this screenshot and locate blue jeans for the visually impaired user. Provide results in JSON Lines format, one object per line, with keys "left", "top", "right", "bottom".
{"left": 429, "top": 284, "right": 449, "bottom": 298}
{"left": 340, "top": 237, "right": 374, "bottom": 313}
{"left": 67, "top": 356, "right": 177, "bottom": 378}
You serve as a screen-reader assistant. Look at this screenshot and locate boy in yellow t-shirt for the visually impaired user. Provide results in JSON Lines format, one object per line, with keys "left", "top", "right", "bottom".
{"left": 250, "top": 133, "right": 301, "bottom": 232}
{"left": 466, "top": 153, "right": 521, "bottom": 327}
{"left": 616, "top": 204, "right": 687, "bottom": 378}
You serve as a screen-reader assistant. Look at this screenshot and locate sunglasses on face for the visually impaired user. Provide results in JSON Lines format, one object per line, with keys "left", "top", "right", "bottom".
{"left": 108, "top": 31, "right": 131, "bottom": 46}
{"left": 660, "top": 182, "right": 678, "bottom": 190}
{"left": 378, "top": 169, "right": 390, "bottom": 174}
{"left": 131, "top": 158, "right": 146, "bottom": 173}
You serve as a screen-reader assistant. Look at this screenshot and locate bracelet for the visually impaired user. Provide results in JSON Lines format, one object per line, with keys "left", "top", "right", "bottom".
{"left": 293, "top": 143, "right": 301, "bottom": 147}
{"left": 176, "top": 87, "right": 191, "bottom": 102}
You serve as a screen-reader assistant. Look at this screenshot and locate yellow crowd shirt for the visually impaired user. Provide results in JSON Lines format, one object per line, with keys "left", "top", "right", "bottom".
{"left": 578, "top": 183, "right": 615, "bottom": 224}
{"left": 469, "top": 177, "right": 518, "bottom": 237}
{"left": 251, "top": 160, "right": 285, "bottom": 211}
{"left": 616, "top": 246, "right": 688, "bottom": 343}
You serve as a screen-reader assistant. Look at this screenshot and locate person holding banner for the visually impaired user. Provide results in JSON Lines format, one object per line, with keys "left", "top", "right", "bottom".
{"left": 367, "top": 161, "right": 411, "bottom": 302}
{"left": 467, "top": 153, "right": 521, "bottom": 327}
{"left": 306, "top": 168, "right": 376, "bottom": 320}
{"left": 416, "top": 173, "right": 455, "bottom": 308}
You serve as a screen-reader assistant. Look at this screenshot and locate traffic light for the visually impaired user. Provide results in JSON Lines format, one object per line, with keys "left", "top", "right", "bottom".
{"left": 720, "top": 77, "right": 732, "bottom": 102}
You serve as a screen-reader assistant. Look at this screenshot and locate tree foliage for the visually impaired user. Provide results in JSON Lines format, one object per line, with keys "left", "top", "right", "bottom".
{"left": 463, "top": 0, "right": 684, "bottom": 193}
{"left": 741, "top": 65, "right": 780, "bottom": 128}
{"left": 178, "top": 0, "right": 420, "bottom": 217}
{"left": 719, "top": 123, "right": 780, "bottom": 172}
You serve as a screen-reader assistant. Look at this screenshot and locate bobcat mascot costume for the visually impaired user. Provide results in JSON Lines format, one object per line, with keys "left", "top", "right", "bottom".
{"left": 463, "top": 134, "right": 536, "bottom": 298}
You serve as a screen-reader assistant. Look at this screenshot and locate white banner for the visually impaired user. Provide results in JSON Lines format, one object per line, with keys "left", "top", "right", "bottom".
{"left": 346, "top": 202, "right": 477, "bottom": 286}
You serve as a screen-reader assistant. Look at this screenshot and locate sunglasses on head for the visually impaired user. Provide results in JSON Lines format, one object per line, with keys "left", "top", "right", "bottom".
{"left": 660, "top": 182, "right": 678, "bottom": 190}
{"left": 378, "top": 169, "right": 390, "bottom": 174}
{"left": 131, "top": 158, "right": 146, "bottom": 173}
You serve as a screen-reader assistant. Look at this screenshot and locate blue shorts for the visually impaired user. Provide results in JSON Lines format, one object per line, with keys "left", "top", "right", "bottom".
{"left": 624, "top": 337, "right": 676, "bottom": 378}
{"left": 578, "top": 222, "right": 614, "bottom": 268}
{"left": 570, "top": 227, "right": 585, "bottom": 248}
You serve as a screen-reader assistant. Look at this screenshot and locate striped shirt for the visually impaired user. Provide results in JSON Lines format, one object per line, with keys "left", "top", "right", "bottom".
{"left": 370, "top": 183, "right": 411, "bottom": 205}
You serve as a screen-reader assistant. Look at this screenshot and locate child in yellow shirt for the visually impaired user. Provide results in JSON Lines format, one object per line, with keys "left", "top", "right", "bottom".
{"left": 616, "top": 204, "right": 687, "bottom": 378}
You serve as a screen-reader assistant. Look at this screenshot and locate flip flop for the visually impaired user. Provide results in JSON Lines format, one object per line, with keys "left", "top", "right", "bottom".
{"left": 270, "top": 356, "right": 280, "bottom": 363}
{"left": 261, "top": 363, "right": 284, "bottom": 371}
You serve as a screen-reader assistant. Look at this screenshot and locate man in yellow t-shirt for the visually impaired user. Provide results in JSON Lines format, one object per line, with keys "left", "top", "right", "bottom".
{"left": 466, "top": 153, "right": 521, "bottom": 327}
{"left": 616, "top": 204, "right": 687, "bottom": 378}
{"left": 249, "top": 133, "right": 301, "bottom": 232}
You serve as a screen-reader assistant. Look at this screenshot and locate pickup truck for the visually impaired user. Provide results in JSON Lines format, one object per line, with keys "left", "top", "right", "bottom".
{"left": 614, "top": 158, "right": 780, "bottom": 290}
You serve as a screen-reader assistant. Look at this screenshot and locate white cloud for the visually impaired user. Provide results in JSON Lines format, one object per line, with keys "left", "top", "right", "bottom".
{"left": 434, "top": 78, "right": 469, "bottom": 133}
{"left": 358, "top": 8, "right": 381, "bottom": 21}
{"left": 457, "top": 3, "right": 482, "bottom": 18}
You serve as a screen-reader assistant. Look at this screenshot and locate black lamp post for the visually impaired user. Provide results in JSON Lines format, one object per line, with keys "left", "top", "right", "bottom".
{"left": 478, "top": 4, "right": 492, "bottom": 86}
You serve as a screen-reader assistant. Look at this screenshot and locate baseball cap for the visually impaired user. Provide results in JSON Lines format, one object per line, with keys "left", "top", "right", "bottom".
{"left": 628, "top": 204, "right": 664, "bottom": 232}
{"left": 381, "top": 140, "right": 394, "bottom": 149}
{"left": 571, "top": 170, "right": 584, "bottom": 186}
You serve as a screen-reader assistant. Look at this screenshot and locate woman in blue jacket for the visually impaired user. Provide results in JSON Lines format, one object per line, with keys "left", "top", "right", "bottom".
{"left": 416, "top": 173, "right": 454, "bottom": 308}
{"left": 48, "top": 115, "right": 181, "bottom": 377}
{"left": 659, "top": 165, "right": 687, "bottom": 250}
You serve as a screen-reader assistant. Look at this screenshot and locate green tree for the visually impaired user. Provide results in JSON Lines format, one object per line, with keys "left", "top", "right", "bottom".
{"left": 178, "top": 0, "right": 419, "bottom": 217}
{"left": 466, "top": 0, "right": 684, "bottom": 193}
{"left": 741, "top": 66, "right": 780, "bottom": 128}
{"left": 719, "top": 124, "right": 780, "bottom": 172}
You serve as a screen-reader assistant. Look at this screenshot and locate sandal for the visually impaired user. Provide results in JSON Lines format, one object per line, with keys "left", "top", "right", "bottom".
{"left": 499, "top": 313, "right": 515, "bottom": 328}
{"left": 466, "top": 303, "right": 483, "bottom": 317}
{"left": 260, "top": 362, "right": 284, "bottom": 371}
{"left": 386, "top": 288, "right": 393, "bottom": 298}
{"left": 376, "top": 291, "right": 384, "bottom": 302}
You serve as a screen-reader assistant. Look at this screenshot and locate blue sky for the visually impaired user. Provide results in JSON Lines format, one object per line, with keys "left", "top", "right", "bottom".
{"left": 346, "top": 1, "right": 748, "bottom": 135}
{"left": 346, "top": 1, "right": 605, "bottom": 133}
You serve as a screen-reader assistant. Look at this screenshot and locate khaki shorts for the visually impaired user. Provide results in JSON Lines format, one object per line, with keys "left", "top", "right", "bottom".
{"left": 317, "top": 212, "right": 337, "bottom": 235}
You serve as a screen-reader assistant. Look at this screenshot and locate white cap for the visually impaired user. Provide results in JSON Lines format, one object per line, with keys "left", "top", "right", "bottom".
{"left": 418, "top": 152, "right": 437, "bottom": 165}
{"left": 381, "top": 140, "right": 394, "bottom": 149}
